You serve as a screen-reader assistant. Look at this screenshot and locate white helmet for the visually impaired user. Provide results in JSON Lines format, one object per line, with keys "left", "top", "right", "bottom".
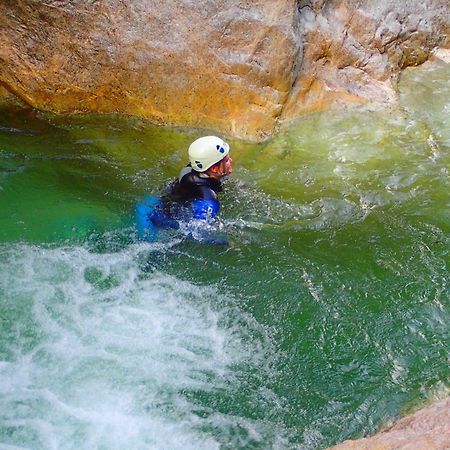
{"left": 188, "top": 136, "right": 230, "bottom": 172}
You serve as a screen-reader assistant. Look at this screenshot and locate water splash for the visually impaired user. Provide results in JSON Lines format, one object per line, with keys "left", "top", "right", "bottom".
{"left": 0, "top": 243, "right": 286, "bottom": 449}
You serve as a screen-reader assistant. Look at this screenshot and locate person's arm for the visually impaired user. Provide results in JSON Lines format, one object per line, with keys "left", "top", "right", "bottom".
{"left": 192, "top": 198, "right": 220, "bottom": 221}
{"left": 177, "top": 178, "right": 227, "bottom": 244}
{"left": 189, "top": 195, "right": 227, "bottom": 245}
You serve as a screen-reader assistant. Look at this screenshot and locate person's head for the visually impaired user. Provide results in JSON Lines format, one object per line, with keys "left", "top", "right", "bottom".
{"left": 188, "top": 136, "right": 232, "bottom": 178}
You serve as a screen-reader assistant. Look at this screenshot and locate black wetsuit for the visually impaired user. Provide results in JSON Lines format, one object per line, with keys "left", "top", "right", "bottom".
{"left": 158, "top": 165, "right": 223, "bottom": 223}
{"left": 136, "top": 165, "right": 226, "bottom": 242}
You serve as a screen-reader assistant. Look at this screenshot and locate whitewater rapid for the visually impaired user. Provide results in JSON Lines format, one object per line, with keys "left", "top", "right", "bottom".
{"left": 0, "top": 241, "right": 288, "bottom": 449}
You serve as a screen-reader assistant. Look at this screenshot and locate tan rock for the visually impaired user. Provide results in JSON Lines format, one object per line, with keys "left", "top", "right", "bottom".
{"left": 329, "top": 397, "right": 450, "bottom": 450}
{"left": 0, "top": 0, "right": 300, "bottom": 141}
{"left": 0, "top": 1, "right": 448, "bottom": 140}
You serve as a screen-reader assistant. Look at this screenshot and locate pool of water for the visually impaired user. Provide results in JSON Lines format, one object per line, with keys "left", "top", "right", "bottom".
{"left": 0, "top": 60, "right": 449, "bottom": 449}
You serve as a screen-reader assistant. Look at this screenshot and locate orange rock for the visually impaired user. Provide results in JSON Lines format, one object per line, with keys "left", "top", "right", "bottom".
{"left": 0, "top": 1, "right": 448, "bottom": 141}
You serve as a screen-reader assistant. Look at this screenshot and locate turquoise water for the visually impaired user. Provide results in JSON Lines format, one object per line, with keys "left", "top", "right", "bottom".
{"left": 0, "top": 61, "right": 449, "bottom": 449}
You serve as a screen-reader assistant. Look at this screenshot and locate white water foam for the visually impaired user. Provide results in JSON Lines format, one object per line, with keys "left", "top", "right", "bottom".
{"left": 0, "top": 242, "right": 283, "bottom": 449}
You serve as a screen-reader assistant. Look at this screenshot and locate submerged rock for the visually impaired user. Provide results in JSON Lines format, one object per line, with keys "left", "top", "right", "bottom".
{"left": 330, "top": 397, "right": 450, "bottom": 450}
{"left": 0, "top": 1, "right": 448, "bottom": 140}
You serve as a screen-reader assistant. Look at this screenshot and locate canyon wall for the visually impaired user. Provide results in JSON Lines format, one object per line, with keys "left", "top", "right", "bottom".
{"left": 0, "top": 0, "right": 448, "bottom": 140}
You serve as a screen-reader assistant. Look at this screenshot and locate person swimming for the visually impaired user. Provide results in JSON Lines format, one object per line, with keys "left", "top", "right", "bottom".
{"left": 136, "top": 136, "right": 232, "bottom": 241}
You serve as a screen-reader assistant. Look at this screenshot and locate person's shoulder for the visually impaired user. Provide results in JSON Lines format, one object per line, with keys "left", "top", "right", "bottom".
{"left": 178, "top": 165, "right": 192, "bottom": 182}
{"left": 180, "top": 168, "right": 209, "bottom": 187}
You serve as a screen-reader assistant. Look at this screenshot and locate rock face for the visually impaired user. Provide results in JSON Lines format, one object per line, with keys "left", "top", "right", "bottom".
{"left": 283, "top": 0, "right": 450, "bottom": 121}
{"left": 0, "top": 1, "right": 448, "bottom": 140}
{"left": 0, "top": 0, "right": 300, "bottom": 140}
{"left": 329, "top": 397, "right": 450, "bottom": 450}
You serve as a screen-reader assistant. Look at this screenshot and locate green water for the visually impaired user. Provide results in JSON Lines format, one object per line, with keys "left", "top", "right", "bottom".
{"left": 0, "top": 61, "right": 449, "bottom": 449}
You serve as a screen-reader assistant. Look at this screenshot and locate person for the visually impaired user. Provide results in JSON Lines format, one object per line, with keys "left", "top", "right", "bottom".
{"left": 136, "top": 135, "right": 232, "bottom": 241}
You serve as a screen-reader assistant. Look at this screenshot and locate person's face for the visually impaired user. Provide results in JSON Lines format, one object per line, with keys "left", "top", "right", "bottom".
{"left": 222, "top": 154, "right": 233, "bottom": 176}
{"left": 208, "top": 154, "right": 232, "bottom": 178}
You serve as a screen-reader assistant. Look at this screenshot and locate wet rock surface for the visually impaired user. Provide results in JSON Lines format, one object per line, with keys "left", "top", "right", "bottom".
{"left": 329, "top": 397, "right": 450, "bottom": 450}
{"left": 0, "top": 1, "right": 448, "bottom": 140}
